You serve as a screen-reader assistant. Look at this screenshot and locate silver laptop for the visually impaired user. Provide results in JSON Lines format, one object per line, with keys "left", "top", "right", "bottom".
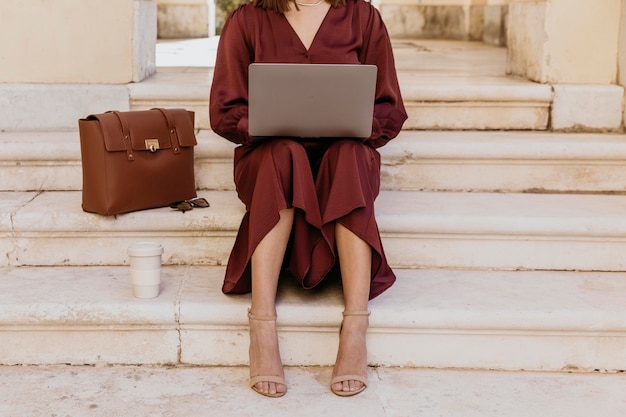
{"left": 248, "top": 63, "right": 377, "bottom": 140}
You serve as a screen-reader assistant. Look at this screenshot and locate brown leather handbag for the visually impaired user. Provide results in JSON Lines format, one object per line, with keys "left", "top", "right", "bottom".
{"left": 78, "top": 108, "right": 198, "bottom": 215}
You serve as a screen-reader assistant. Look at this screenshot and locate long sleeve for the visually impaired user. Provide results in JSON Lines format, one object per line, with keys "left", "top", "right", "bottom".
{"left": 209, "top": 7, "right": 254, "bottom": 145}
{"left": 358, "top": 4, "right": 408, "bottom": 149}
{"left": 209, "top": 0, "right": 407, "bottom": 147}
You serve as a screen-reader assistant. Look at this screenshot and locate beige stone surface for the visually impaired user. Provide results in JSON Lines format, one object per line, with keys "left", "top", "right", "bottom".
{"left": 2, "top": 265, "right": 626, "bottom": 370}
{"left": 0, "top": 131, "right": 83, "bottom": 191}
{"left": 1, "top": 365, "right": 625, "bottom": 417}
{"left": 157, "top": 2, "right": 210, "bottom": 38}
{"left": 0, "top": 266, "right": 183, "bottom": 365}
{"left": 508, "top": 0, "right": 621, "bottom": 84}
{"left": 0, "top": 84, "right": 130, "bottom": 131}
{"left": 7, "top": 190, "right": 241, "bottom": 266}
{"left": 8, "top": 188, "right": 626, "bottom": 270}
{"left": 129, "top": 67, "right": 213, "bottom": 129}
{"left": 482, "top": 4, "right": 507, "bottom": 46}
{"left": 141, "top": 38, "right": 554, "bottom": 131}
{"left": 380, "top": 131, "right": 626, "bottom": 193}
{"left": 0, "top": 0, "right": 156, "bottom": 83}
{"left": 5, "top": 35, "right": 622, "bottom": 131}
{"left": 620, "top": 0, "right": 626, "bottom": 123}
{"left": 184, "top": 38, "right": 551, "bottom": 130}
{"left": 10, "top": 129, "right": 626, "bottom": 195}
{"left": 403, "top": 100, "right": 549, "bottom": 130}
{"left": 380, "top": 4, "right": 473, "bottom": 39}
{"left": 551, "top": 84, "right": 625, "bottom": 132}
{"left": 1, "top": 262, "right": 626, "bottom": 417}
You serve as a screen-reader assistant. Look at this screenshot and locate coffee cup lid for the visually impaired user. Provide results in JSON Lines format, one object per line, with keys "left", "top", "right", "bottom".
{"left": 127, "top": 242, "right": 164, "bottom": 257}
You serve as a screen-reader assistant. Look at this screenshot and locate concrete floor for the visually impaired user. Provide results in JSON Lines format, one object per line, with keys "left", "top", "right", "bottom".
{"left": 2, "top": 365, "right": 625, "bottom": 417}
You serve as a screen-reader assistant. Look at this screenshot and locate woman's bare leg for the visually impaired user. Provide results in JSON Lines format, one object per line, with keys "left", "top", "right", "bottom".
{"left": 249, "top": 208, "right": 294, "bottom": 396}
{"left": 331, "top": 222, "right": 371, "bottom": 394}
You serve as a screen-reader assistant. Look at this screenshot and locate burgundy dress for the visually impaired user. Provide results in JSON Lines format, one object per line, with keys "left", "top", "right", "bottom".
{"left": 209, "top": 0, "right": 407, "bottom": 299}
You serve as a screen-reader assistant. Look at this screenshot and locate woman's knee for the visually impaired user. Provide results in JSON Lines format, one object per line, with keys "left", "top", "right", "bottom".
{"left": 327, "top": 139, "right": 373, "bottom": 160}
{"left": 237, "top": 139, "right": 306, "bottom": 177}
{"left": 324, "top": 139, "right": 379, "bottom": 172}
{"left": 260, "top": 138, "right": 306, "bottom": 159}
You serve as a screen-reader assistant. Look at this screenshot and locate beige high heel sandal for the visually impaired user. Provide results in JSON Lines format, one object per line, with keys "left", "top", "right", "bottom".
{"left": 248, "top": 309, "right": 287, "bottom": 398}
{"left": 330, "top": 310, "right": 371, "bottom": 397}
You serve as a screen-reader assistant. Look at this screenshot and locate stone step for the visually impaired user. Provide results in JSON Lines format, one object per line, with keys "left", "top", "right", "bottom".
{"left": 0, "top": 40, "right": 552, "bottom": 132}
{"left": 0, "top": 68, "right": 553, "bottom": 132}
{"left": 1, "top": 264, "right": 625, "bottom": 372}
{"left": 139, "top": 39, "right": 614, "bottom": 132}
{"left": 4, "top": 189, "right": 626, "bottom": 272}
{"left": 129, "top": 66, "right": 552, "bottom": 132}
{"left": 0, "top": 130, "right": 237, "bottom": 192}
{"left": 133, "top": 38, "right": 551, "bottom": 131}
{"left": 5, "top": 130, "right": 626, "bottom": 193}
{"left": 3, "top": 39, "right": 623, "bottom": 132}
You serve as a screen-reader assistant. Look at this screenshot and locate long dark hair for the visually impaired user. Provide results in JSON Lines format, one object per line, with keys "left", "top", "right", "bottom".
{"left": 253, "top": 0, "right": 347, "bottom": 13}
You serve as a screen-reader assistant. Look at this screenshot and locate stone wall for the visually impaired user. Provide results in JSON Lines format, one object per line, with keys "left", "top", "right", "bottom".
{"left": 378, "top": 0, "right": 507, "bottom": 45}
{"left": 483, "top": 5, "right": 507, "bottom": 46}
{"left": 380, "top": 4, "right": 480, "bottom": 40}
{"left": 157, "top": 0, "right": 214, "bottom": 38}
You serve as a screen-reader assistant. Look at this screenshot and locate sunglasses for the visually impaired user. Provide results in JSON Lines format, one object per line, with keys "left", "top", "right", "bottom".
{"left": 169, "top": 197, "right": 210, "bottom": 212}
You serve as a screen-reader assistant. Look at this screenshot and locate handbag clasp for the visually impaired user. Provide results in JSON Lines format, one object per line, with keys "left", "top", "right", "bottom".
{"left": 145, "top": 139, "right": 160, "bottom": 153}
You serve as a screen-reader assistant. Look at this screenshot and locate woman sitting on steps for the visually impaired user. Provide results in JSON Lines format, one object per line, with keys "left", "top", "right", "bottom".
{"left": 209, "top": 0, "right": 407, "bottom": 398}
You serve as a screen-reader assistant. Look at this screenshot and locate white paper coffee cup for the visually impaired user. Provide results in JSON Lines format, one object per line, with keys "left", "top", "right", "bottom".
{"left": 128, "top": 242, "right": 163, "bottom": 299}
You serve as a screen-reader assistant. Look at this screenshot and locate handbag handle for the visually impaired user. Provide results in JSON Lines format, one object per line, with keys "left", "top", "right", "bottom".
{"left": 112, "top": 110, "right": 135, "bottom": 161}
{"left": 152, "top": 108, "right": 182, "bottom": 155}
{"left": 111, "top": 108, "right": 184, "bottom": 162}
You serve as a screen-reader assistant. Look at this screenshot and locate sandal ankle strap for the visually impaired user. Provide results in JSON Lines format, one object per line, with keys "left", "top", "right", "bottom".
{"left": 248, "top": 308, "right": 277, "bottom": 321}
{"left": 342, "top": 310, "right": 371, "bottom": 317}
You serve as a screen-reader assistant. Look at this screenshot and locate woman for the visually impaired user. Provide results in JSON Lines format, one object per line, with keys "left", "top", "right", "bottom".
{"left": 209, "top": 0, "right": 407, "bottom": 398}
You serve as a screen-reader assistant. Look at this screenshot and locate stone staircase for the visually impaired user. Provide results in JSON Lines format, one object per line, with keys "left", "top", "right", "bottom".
{"left": 1, "top": 38, "right": 626, "bottom": 373}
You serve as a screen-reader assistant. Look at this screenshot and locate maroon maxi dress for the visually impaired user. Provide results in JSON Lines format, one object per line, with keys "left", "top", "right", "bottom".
{"left": 209, "top": 0, "right": 407, "bottom": 299}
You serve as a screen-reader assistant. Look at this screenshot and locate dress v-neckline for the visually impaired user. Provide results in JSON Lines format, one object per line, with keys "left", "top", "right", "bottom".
{"left": 282, "top": 5, "right": 332, "bottom": 52}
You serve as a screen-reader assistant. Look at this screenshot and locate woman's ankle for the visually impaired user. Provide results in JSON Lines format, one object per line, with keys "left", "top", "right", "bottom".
{"left": 249, "top": 317, "right": 283, "bottom": 373}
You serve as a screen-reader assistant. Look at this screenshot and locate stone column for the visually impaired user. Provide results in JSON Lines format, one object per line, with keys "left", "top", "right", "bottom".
{"left": 0, "top": 0, "right": 156, "bottom": 84}
{"left": 0, "top": 0, "right": 157, "bottom": 130}
{"left": 507, "top": 0, "right": 620, "bottom": 84}
{"left": 619, "top": 0, "right": 626, "bottom": 123}
{"left": 507, "top": 0, "right": 623, "bottom": 131}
